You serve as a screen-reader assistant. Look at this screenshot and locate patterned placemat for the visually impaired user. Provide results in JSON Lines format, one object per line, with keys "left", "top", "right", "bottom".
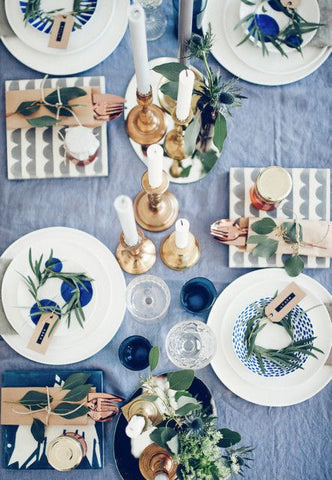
{"left": 6, "top": 76, "right": 108, "bottom": 180}
{"left": 229, "top": 167, "right": 330, "bottom": 269}
{"left": 2, "top": 370, "right": 104, "bottom": 470}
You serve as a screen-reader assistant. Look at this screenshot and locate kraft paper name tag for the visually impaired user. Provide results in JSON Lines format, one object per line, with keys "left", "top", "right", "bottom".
{"left": 27, "top": 312, "right": 59, "bottom": 354}
{"left": 265, "top": 282, "right": 306, "bottom": 322}
{"left": 48, "top": 14, "right": 74, "bottom": 50}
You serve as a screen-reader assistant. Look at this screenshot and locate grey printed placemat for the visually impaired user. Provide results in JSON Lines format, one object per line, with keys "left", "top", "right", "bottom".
{"left": 229, "top": 167, "right": 330, "bottom": 269}
{"left": 6, "top": 76, "right": 108, "bottom": 180}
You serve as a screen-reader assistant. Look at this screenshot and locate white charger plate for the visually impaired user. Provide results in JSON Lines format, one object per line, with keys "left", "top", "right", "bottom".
{"left": 1, "top": 0, "right": 128, "bottom": 75}
{"left": 219, "top": 279, "right": 331, "bottom": 389}
{"left": 207, "top": 269, "right": 332, "bottom": 406}
{"left": 5, "top": 0, "right": 115, "bottom": 56}
{"left": 0, "top": 227, "right": 126, "bottom": 364}
{"left": 203, "top": 0, "right": 331, "bottom": 86}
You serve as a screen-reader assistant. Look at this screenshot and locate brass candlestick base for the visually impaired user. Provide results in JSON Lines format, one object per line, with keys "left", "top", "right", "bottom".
{"left": 164, "top": 109, "right": 193, "bottom": 178}
{"left": 160, "top": 231, "right": 201, "bottom": 271}
{"left": 121, "top": 395, "right": 163, "bottom": 432}
{"left": 134, "top": 171, "right": 179, "bottom": 232}
{"left": 126, "top": 88, "right": 167, "bottom": 147}
{"left": 116, "top": 228, "right": 156, "bottom": 274}
{"left": 139, "top": 444, "right": 178, "bottom": 480}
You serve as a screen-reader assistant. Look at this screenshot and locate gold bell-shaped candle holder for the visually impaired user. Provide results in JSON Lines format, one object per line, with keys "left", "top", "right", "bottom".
{"left": 134, "top": 171, "right": 179, "bottom": 232}
{"left": 126, "top": 88, "right": 167, "bottom": 149}
{"left": 116, "top": 228, "right": 156, "bottom": 275}
{"left": 139, "top": 443, "right": 178, "bottom": 480}
{"left": 160, "top": 219, "right": 201, "bottom": 271}
{"left": 164, "top": 108, "right": 193, "bottom": 178}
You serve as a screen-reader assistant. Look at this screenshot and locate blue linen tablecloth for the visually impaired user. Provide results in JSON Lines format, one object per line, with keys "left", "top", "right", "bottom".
{"left": 0, "top": 1, "right": 331, "bottom": 479}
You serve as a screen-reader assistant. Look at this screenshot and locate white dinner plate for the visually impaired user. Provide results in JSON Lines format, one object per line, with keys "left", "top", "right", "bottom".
{"left": 1, "top": 0, "right": 128, "bottom": 75}
{"left": 219, "top": 278, "right": 331, "bottom": 389}
{"left": 5, "top": 0, "right": 115, "bottom": 55}
{"left": 203, "top": 0, "right": 331, "bottom": 86}
{"left": 0, "top": 227, "right": 126, "bottom": 364}
{"left": 207, "top": 269, "right": 332, "bottom": 406}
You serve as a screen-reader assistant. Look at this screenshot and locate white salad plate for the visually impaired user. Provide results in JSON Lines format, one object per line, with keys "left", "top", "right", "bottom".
{"left": 208, "top": 269, "right": 332, "bottom": 406}
{"left": 203, "top": 0, "right": 331, "bottom": 86}
{"left": 1, "top": 0, "right": 128, "bottom": 75}
{"left": 5, "top": 0, "right": 115, "bottom": 55}
{"left": 0, "top": 227, "right": 126, "bottom": 364}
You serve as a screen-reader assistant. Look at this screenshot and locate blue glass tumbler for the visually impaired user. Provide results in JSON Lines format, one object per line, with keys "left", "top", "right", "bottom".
{"left": 118, "top": 336, "right": 153, "bottom": 371}
{"left": 180, "top": 277, "right": 217, "bottom": 314}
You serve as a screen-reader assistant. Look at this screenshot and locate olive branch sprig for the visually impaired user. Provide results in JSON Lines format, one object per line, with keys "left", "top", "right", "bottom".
{"left": 21, "top": 248, "right": 93, "bottom": 332}
{"left": 243, "top": 297, "right": 323, "bottom": 375}
{"left": 236, "top": 0, "right": 322, "bottom": 57}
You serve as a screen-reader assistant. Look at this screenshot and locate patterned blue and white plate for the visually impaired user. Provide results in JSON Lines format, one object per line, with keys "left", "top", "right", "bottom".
{"left": 19, "top": 0, "right": 97, "bottom": 34}
{"left": 232, "top": 296, "right": 314, "bottom": 378}
{"left": 5, "top": 0, "right": 115, "bottom": 55}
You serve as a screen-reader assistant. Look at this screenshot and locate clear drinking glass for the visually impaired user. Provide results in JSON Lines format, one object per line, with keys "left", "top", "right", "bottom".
{"left": 138, "top": 0, "right": 167, "bottom": 41}
{"left": 165, "top": 320, "right": 217, "bottom": 369}
{"left": 126, "top": 275, "right": 171, "bottom": 323}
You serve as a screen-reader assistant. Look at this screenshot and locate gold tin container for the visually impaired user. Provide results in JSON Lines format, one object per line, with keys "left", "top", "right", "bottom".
{"left": 46, "top": 432, "right": 87, "bottom": 471}
{"left": 250, "top": 166, "right": 293, "bottom": 211}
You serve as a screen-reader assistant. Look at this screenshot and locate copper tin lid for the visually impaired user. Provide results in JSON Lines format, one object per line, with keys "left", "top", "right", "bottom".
{"left": 256, "top": 166, "right": 293, "bottom": 202}
{"left": 46, "top": 434, "right": 85, "bottom": 471}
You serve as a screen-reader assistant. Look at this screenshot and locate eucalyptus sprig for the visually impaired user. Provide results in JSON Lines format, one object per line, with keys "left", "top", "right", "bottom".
{"left": 242, "top": 298, "right": 323, "bottom": 375}
{"left": 247, "top": 217, "right": 305, "bottom": 276}
{"left": 22, "top": 248, "right": 93, "bottom": 331}
{"left": 236, "top": 0, "right": 322, "bottom": 57}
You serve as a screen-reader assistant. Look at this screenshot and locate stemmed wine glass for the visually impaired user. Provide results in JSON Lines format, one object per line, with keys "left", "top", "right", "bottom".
{"left": 138, "top": 0, "right": 167, "bottom": 41}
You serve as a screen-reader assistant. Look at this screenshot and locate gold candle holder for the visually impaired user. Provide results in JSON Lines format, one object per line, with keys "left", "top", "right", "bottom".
{"left": 134, "top": 171, "right": 179, "bottom": 232}
{"left": 164, "top": 109, "right": 193, "bottom": 178}
{"left": 160, "top": 231, "right": 201, "bottom": 271}
{"left": 121, "top": 395, "right": 164, "bottom": 432}
{"left": 126, "top": 88, "right": 167, "bottom": 148}
{"left": 139, "top": 444, "right": 178, "bottom": 480}
{"left": 116, "top": 228, "right": 156, "bottom": 274}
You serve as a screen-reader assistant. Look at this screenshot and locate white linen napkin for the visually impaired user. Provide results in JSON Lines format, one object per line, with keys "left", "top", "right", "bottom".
{"left": 0, "top": 0, "right": 14, "bottom": 37}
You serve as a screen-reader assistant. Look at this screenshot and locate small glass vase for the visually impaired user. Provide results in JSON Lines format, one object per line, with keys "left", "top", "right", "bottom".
{"left": 165, "top": 319, "right": 217, "bottom": 369}
{"left": 138, "top": 0, "right": 167, "bottom": 41}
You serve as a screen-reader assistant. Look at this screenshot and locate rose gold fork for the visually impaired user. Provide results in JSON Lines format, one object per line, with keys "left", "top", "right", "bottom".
{"left": 86, "top": 392, "right": 124, "bottom": 422}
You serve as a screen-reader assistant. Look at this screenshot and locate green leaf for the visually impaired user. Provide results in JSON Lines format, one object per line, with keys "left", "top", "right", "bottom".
{"left": 281, "top": 221, "right": 303, "bottom": 244}
{"left": 62, "top": 384, "right": 92, "bottom": 402}
{"left": 31, "top": 418, "right": 45, "bottom": 443}
{"left": 167, "top": 370, "right": 195, "bottom": 391}
{"left": 180, "top": 165, "right": 192, "bottom": 177}
{"left": 241, "top": 0, "right": 255, "bottom": 4}
{"left": 142, "top": 395, "right": 159, "bottom": 402}
{"left": 20, "top": 391, "right": 51, "bottom": 411}
{"left": 199, "top": 150, "right": 219, "bottom": 174}
{"left": 160, "top": 81, "right": 178, "bottom": 101}
{"left": 153, "top": 62, "right": 187, "bottom": 82}
{"left": 249, "top": 236, "right": 279, "bottom": 258}
{"left": 218, "top": 428, "right": 241, "bottom": 448}
{"left": 44, "top": 87, "right": 86, "bottom": 116}
{"left": 62, "top": 373, "right": 91, "bottom": 390}
{"left": 174, "top": 391, "right": 193, "bottom": 401}
{"left": 16, "top": 101, "right": 40, "bottom": 116}
{"left": 284, "top": 255, "right": 304, "bottom": 277}
{"left": 149, "top": 346, "right": 160, "bottom": 372}
{"left": 184, "top": 117, "right": 200, "bottom": 156}
{"left": 251, "top": 218, "right": 277, "bottom": 234}
{"left": 150, "top": 427, "right": 177, "bottom": 451}
{"left": 213, "top": 114, "right": 227, "bottom": 152}
{"left": 53, "top": 402, "right": 90, "bottom": 419}
{"left": 27, "top": 116, "right": 61, "bottom": 127}
{"left": 175, "top": 402, "right": 201, "bottom": 416}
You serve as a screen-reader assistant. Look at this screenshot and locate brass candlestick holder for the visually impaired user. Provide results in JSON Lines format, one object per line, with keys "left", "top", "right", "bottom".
{"left": 126, "top": 88, "right": 167, "bottom": 148}
{"left": 164, "top": 109, "right": 193, "bottom": 178}
{"left": 134, "top": 171, "right": 179, "bottom": 232}
{"left": 121, "top": 395, "right": 164, "bottom": 432}
{"left": 116, "top": 228, "right": 156, "bottom": 274}
{"left": 139, "top": 444, "right": 178, "bottom": 480}
{"left": 160, "top": 231, "right": 201, "bottom": 271}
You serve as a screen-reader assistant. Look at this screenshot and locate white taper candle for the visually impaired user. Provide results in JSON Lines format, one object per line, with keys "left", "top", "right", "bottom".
{"left": 128, "top": 4, "right": 151, "bottom": 96}
{"left": 175, "top": 218, "right": 190, "bottom": 249}
{"left": 147, "top": 144, "right": 164, "bottom": 188}
{"left": 176, "top": 69, "right": 195, "bottom": 122}
{"left": 114, "top": 195, "right": 140, "bottom": 247}
{"left": 178, "top": 0, "right": 194, "bottom": 65}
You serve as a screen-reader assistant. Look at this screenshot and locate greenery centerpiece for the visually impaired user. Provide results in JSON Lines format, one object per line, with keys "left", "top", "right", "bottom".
{"left": 153, "top": 26, "right": 246, "bottom": 178}
{"left": 135, "top": 347, "right": 253, "bottom": 479}
{"left": 236, "top": 0, "right": 322, "bottom": 57}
